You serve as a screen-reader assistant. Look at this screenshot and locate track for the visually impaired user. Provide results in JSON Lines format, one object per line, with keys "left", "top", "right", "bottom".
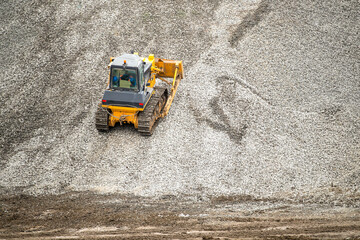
{"left": 137, "top": 87, "right": 167, "bottom": 135}
{"left": 95, "top": 104, "right": 109, "bottom": 131}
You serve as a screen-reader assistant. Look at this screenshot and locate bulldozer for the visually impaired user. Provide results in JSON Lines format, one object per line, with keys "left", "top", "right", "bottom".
{"left": 95, "top": 53, "right": 184, "bottom": 135}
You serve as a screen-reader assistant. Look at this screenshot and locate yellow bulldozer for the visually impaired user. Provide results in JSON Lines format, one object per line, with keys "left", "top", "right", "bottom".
{"left": 95, "top": 53, "right": 184, "bottom": 135}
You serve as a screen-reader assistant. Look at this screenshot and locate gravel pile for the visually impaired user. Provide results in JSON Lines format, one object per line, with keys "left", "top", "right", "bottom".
{"left": 1, "top": 0, "right": 359, "bottom": 206}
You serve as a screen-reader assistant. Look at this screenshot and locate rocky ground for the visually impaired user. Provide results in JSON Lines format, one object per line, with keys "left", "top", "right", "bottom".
{"left": 0, "top": 0, "right": 359, "bottom": 239}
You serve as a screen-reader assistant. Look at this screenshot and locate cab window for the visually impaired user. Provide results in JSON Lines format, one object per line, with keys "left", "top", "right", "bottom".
{"left": 111, "top": 67, "right": 138, "bottom": 90}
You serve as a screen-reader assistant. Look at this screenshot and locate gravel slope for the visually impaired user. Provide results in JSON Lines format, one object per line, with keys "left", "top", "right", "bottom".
{"left": 0, "top": 0, "right": 359, "bottom": 207}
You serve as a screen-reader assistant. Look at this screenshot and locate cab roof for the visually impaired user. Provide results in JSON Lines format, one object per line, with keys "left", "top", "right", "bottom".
{"left": 112, "top": 54, "right": 142, "bottom": 68}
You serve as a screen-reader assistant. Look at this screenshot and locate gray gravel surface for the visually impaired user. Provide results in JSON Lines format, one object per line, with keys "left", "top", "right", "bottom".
{"left": 1, "top": 0, "right": 359, "bottom": 207}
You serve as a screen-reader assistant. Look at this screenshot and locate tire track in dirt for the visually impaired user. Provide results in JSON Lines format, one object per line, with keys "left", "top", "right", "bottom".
{"left": 189, "top": 76, "right": 249, "bottom": 145}
{"left": 229, "top": 0, "right": 270, "bottom": 47}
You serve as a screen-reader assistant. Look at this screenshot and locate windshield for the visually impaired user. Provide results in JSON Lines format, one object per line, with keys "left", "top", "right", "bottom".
{"left": 110, "top": 67, "right": 138, "bottom": 90}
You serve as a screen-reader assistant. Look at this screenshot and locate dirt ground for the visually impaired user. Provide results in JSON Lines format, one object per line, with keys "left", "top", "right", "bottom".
{"left": 1, "top": 192, "right": 359, "bottom": 240}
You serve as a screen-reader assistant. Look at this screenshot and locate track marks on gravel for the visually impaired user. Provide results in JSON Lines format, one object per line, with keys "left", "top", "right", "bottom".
{"left": 189, "top": 101, "right": 247, "bottom": 145}
{"left": 230, "top": 0, "right": 270, "bottom": 47}
{"left": 0, "top": 2, "right": 107, "bottom": 159}
{"left": 206, "top": 96, "right": 248, "bottom": 145}
{"left": 189, "top": 76, "right": 250, "bottom": 145}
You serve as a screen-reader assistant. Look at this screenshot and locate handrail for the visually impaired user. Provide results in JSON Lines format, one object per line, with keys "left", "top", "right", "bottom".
{"left": 161, "top": 65, "right": 181, "bottom": 118}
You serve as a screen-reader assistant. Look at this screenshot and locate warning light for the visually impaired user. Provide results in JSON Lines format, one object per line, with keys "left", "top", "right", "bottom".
{"left": 102, "top": 99, "right": 107, "bottom": 103}
{"left": 139, "top": 103, "right": 144, "bottom": 106}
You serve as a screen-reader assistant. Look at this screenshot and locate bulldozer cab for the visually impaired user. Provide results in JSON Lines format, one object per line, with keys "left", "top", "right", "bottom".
{"left": 108, "top": 54, "right": 148, "bottom": 92}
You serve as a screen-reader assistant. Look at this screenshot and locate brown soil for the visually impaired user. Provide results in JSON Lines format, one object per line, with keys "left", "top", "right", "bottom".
{"left": 1, "top": 192, "right": 359, "bottom": 239}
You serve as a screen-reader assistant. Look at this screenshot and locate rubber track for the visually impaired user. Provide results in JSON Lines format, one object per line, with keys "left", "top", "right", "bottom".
{"left": 137, "top": 87, "right": 166, "bottom": 136}
{"left": 95, "top": 104, "right": 109, "bottom": 131}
